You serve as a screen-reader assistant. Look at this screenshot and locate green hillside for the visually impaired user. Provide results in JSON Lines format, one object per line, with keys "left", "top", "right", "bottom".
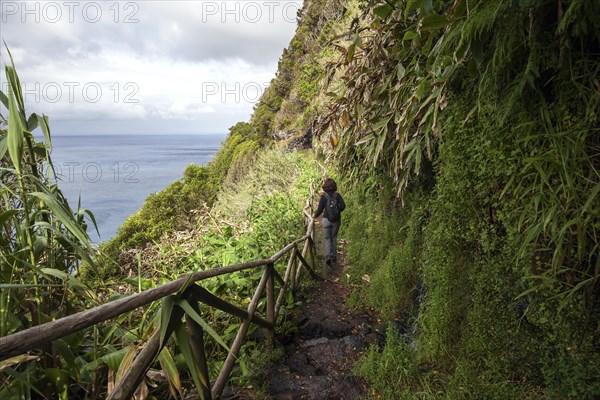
{"left": 2, "top": 0, "right": 598, "bottom": 398}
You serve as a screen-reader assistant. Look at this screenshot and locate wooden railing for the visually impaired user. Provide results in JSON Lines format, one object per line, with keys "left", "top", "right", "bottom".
{"left": 0, "top": 184, "right": 321, "bottom": 400}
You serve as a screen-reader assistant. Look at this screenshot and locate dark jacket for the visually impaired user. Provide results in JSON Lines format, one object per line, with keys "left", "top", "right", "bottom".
{"left": 313, "top": 190, "right": 346, "bottom": 221}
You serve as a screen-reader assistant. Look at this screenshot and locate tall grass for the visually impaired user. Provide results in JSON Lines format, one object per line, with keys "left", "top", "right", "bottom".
{"left": 0, "top": 50, "right": 104, "bottom": 398}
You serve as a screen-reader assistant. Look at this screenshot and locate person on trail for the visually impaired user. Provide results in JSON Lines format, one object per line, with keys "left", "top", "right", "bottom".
{"left": 313, "top": 178, "right": 346, "bottom": 265}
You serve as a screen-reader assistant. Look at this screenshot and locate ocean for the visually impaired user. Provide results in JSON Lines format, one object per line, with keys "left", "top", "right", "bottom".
{"left": 50, "top": 134, "right": 226, "bottom": 243}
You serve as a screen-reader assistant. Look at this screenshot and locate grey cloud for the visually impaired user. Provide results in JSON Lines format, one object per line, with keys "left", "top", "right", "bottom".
{"left": 1, "top": 1, "right": 299, "bottom": 67}
{"left": 0, "top": 0, "right": 298, "bottom": 135}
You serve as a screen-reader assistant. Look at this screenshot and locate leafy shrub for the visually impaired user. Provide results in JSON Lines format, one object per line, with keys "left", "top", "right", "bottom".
{"left": 298, "top": 62, "right": 323, "bottom": 104}
{"left": 101, "top": 165, "right": 219, "bottom": 256}
{"left": 252, "top": 95, "right": 278, "bottom": 137}
{"left": 210, "top": 121, "right": 262, "bottom": 179}
{"left": 356, "top": 327, "right": 419, "bottom": 399}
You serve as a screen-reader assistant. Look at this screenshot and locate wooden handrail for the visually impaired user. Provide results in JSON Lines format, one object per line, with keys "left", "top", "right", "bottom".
{"left": 0, "top": 235, "right": 309, "bottom": 360}
{"left": 192, "top": 286, "right": 273, "bottom": 330}
{"left": 0, "top": 182, "right": 319, "bottom": 400}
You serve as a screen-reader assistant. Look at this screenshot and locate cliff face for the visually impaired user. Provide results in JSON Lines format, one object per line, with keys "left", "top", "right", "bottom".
{"left": 245, "top": 0, "right": 359, "bottom": 148}
{"left": 248, "top": 0, "right": 600, "bottom": 397}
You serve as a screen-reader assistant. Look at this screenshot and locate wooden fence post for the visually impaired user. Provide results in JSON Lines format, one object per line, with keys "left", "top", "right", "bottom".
{"left": 108, "top": 305, "right": 184, "bottom": 400}
{"left": 294, "top": 244, "right": 304, "bottom": 289}
{"left": 187, "top": 305, "right": 212, "bottom": 400}
{"left": 266, "top": 263, "right": 275, "bottom": 343}
{"left": 290, "top": 250, "right": 297, "bottom": 292}
{"left": 212, "top": 267, "right": 270, "bottom": 399}
{"left": 308, "top": 236, "right": 317, "bottom": 272}
{"left": 275, "top": 248, "right": 296, "bottom": 317}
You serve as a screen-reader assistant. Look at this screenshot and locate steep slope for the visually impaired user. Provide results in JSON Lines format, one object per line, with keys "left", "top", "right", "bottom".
{"left": 240, "top": 0, "right": 600, "bottom": 398}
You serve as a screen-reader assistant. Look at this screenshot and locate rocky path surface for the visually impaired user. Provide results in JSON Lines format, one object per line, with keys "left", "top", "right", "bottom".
{"left": 263, "top": 244, "right": 378, "bottom": 400}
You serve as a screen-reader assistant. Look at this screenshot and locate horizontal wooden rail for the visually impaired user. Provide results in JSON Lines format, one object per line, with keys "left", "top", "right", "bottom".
{"left": 0, "top": 235, "right": 309, "bottom": 360}
{"left": 192, "top": 286, "right": 273, "bottom": 330}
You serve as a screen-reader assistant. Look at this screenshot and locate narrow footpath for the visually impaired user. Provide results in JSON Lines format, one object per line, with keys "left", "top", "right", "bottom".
{"left": 264, "top": 240, "right": 377, "bottom": 400}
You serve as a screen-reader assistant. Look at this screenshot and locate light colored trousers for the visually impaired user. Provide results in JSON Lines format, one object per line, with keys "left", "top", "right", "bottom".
{"left": 322, "top": 218, "right": 340, "bottom": 259}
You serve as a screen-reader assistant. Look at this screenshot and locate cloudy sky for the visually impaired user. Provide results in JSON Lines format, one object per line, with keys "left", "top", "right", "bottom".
{"left": 0, "top": 0, "right": 302, "bottom": 135}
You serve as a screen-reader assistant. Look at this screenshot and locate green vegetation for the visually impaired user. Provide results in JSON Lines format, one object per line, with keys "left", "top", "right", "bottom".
{"left": 102, "top": 150, "right": 320, "bottom": 396}
{"left": 0, "top": 54, "right": 104, "bottom": 399}
{"left": 342, "top": 187, "right": 425, "bottom": 321}
{"left": 314, "top": 0, "right": 600, "bottom": 398}
{"left": 3, "top": 0, "right": 599, "bottom": 397}
{"left": 357, "top": 327, "right": 421, "bottom": 399}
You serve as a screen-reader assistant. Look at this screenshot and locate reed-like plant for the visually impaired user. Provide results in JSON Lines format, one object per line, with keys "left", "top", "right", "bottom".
{"left": 0, "top": 48, "right": 102, "bottom": 398}
{"left": 320, "top": 0, "right": 600, "bottom": 309}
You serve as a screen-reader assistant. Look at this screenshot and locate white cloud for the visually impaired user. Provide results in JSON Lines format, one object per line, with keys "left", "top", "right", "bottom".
{"left": 158, "top": 100, "right": 215, "bottom": 120}
{"left": 0, "top": 0, "right": 301, "bottom": 134}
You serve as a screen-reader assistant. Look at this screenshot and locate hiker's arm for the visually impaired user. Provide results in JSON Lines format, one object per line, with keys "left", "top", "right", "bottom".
{"left": 338, "top": 194, "right": 346, "bottom": 212}
{"left": 313, "top": 195, "right": 326, "bottom": 218}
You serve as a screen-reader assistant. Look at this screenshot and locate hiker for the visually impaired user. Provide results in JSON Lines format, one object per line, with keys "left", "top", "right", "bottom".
{"left": 313, "top": 178, "right": 346, "bottom": 265}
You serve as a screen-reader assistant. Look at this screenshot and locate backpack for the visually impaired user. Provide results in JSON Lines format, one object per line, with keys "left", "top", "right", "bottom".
{"left": 325, "top": 192, "right": 341, "bottom": 222}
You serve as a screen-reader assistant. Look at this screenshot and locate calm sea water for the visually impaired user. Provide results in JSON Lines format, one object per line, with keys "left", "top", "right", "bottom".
{"left": 50, "top": 134, "right": 226, "bottom": 243}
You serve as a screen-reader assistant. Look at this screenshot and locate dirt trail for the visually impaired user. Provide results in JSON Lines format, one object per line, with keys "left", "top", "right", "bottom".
{"left": 263, "top": 240, "right": 378, "bottom": 400}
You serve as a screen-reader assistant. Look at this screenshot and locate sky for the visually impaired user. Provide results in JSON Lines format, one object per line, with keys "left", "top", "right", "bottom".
{"left": 0, "top": 0, "right": 302, "bottom": 135}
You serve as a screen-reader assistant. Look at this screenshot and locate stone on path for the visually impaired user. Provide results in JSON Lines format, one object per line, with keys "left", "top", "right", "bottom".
{"left": 265, "top": 251, "right": 375, "bottom": 400}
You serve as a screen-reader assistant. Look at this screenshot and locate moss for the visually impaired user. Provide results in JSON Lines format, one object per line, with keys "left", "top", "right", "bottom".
{"left": 344, "top": 100, "right": 600, "bottom": 398}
